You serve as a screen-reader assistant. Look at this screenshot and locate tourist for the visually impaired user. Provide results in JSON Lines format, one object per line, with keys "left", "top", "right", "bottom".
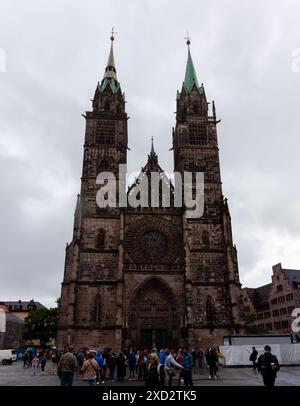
{"left": 191, "top": 349, "right": 197, "bottom": 367}
{"left": 138, "top": 351, "right": 147, "bottom": 381}
{"left": 116, "top": 351, "right": 126, "bottom": 382}
{"left": 198, "top": 349, "right": 204, "bottom": 368}
{"left": 57, "top": 346, "right": 78, "bottom": 386}
{"left": 164, "top": 350, "right": 184, "bottom": 386}
{"left": 28, "top": 350, "right": 33, "bottom": 367}
{"left": 32, "top": 355, "right": 39, "bottom": 376}
{"left": 176, "top": 348, "right": 184, "bottom": 385}
{"left": 40, "top": 351, "right": 47, "bottom": 375}
{"left": 23, "top": 351, "right": 29, "bottom": 368}
{"left": 159, "top": 348, "right": 168, "bottom": 386}
{"left": 182, "top": 348, "right": 193, "bottom": 387}
{"left": 257, "top": 345, "right": 280, "bottom": 387}
{"left": 145, "top": 354, "right": 159, "bottom": 387}
{"left": 102, "top": 350, "right": 109, "bottom": 380}
{"left": 108, "top": 351, "right": 116, "bottom": 383}
{"left": 95, "top": 351, "right": 104, "bottom": 383}
{"left": 249, "top": 346, "right": 258, "bottom": 370}
{"left": 206, "top": 348, "right": 219, "bottom": 379}
{"left": 128, "top": 349, "right": 136, "bottom": 381}
{"left": 51, "top": 350, "right": 60, "bottom": 375}
{"left": 81, "top": 351, "right": 99, "bottom": 386}
{"left": 135, "top": 350, "right": 139, "bottom": 376}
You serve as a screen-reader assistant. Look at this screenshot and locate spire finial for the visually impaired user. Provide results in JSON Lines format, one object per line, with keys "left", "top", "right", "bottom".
{"left": 110, "top": 27, "right": 117, "bottom": 42}
{"left": 184, "top": 31, "right": 191, "bottom": 46}
{"left": 151, "top": 137, "right": 155, "bottom": 155}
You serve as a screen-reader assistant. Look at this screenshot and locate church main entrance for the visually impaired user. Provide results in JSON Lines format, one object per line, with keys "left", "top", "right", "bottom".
{"left": 127, "top": 278, "right": 179, "bottom": 350}
{"left": 140, "top": 329, "right": 167, "bottom": 349}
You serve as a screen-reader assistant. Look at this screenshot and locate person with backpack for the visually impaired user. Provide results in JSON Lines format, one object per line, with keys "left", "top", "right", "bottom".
{"left": 181, "top": 348, "right": 193, "bottom": 387}
{"left": 257, "top": 345, "right": 280, "bottom": 387}
{"left": 249, "top": 347, "right": 258, "bottom": 370}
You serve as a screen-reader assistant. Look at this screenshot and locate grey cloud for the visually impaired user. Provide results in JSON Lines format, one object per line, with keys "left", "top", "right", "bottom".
{"left": 0, "top": 0, "right": 300, "bottom": 307}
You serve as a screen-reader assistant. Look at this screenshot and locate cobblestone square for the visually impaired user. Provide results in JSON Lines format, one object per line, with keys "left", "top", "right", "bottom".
{"left": 0, "top": 362, "right": 299, "bottom": 386}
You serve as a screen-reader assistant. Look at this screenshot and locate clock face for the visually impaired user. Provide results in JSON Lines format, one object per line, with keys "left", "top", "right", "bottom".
{"left": 124, "top": 217, "right": 181, "bottom": 264}
{"left": 140, "top": 231, "right": 167, "bottom": 258}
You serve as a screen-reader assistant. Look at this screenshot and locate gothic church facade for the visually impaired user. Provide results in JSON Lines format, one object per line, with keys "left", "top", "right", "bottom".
{"left": 57, "top": 35, "right": 244, "bottom": 351}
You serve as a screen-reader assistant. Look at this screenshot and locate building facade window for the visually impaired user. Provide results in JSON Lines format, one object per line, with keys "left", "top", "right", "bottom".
{"left": 287, "top": 305, "right": 295, "bottom": 314}
{"left": 189, "top": 122, "right": 208, "bottom": 146}
{"left": 274, "top": 321, "right": 281, "bottom": 330}
{"left": 92, "top": 295, "right": 101, "bottom": 323}
{"left": 279, "top": 308, "right": 287, "bottom": 315}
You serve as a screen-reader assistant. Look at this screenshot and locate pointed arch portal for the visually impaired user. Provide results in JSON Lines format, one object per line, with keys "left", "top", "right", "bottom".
{"left": 127, "top": 278, "right": 180, "bottom": 349}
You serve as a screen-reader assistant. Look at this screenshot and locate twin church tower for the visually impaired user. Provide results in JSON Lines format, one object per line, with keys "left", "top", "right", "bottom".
{"left": 57, "top": 33, "right": 244, "bottom": 351}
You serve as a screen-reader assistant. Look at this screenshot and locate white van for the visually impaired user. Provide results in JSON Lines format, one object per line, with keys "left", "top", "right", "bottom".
{"left": 0, "top": 349, "right": 16, "bottom": 365}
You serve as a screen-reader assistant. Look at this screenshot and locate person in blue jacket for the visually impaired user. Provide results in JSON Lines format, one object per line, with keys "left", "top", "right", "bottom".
{"left": 95, "top": 351, "right": 104, "bottom": 383}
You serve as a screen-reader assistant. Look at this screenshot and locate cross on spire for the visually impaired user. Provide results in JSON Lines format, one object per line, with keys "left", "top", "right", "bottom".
{"left": 110, "top": 27, "right": 117, "bottom": 42}
{"left": 184, "top": 31, "right": 191, "bottom": 46}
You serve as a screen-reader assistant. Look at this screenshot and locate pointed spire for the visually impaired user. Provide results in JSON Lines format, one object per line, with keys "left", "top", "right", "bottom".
{"left": 104, "top": 28, "right": 117, "bottom": 80}
{"left": 74, "top": 194, "right": 81, "bottom": 218}
{"left": 150, "top": 137, "right": 155, "bottom": 155}
{"left": 184, "top": 38, "right": 200, "bottom": 93}
{"left": 181, "top": 33, "right": 203, "bottom": 95}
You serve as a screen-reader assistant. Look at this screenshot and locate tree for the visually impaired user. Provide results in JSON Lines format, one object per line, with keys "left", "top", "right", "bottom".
{"left": 24, "top": 307, "right": 58, "bottom": 345}
{"left": 244, "top": 312, "right": 270, "bottom": 334}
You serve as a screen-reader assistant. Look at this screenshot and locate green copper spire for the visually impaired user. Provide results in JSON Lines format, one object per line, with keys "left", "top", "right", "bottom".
{"left": 98, "top": 29, "right": 122, "bottom": 95}
{"left": 183, "top": 35, "right": 203, "bottom": 94}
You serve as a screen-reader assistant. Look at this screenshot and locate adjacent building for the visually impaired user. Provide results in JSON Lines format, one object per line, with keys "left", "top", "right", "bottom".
{"left": 3, "top": 300, "right": 46, "bottom": 321}
{"left": 242, "top": 263, "right": 300, "bottom": 334}
{"left": 0, "top": 304, "right": 24, "bottom": 349}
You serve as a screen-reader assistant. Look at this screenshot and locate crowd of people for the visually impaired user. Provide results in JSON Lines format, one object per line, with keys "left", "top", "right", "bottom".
{"left": 22, "top": 348, "right": 62, "bottom": 376}
{"left": 55, "top": 345, "right": 225, "bottom": 387}
{"left": 20, "top": 343, "right": 280, "bottom": 386}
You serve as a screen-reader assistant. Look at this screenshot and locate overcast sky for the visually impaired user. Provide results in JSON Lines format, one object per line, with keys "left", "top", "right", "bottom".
{"left": 0, "top": 0, "right": 300, "bottom": 308}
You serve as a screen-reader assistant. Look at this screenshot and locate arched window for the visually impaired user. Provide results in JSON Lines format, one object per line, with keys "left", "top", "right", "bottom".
{"left": 92, "top": 295, "right": 101, "bottom": 323}
{"left": 206, "top": 296, "right": 215, "bottom": 326}
{"left": 104, "top": 100, "right": 110, "bottom": 112}
{"left": 202, "top": 230, "right": 210, "bottom": 245}
{"left": 193, "top": 103, "right": 198, "bottom": 113}
{"left": 96, "top": 228, "right": 105, "bottom": 249}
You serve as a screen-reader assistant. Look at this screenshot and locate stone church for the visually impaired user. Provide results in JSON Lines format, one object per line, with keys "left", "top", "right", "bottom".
{"left": 57, "top": 34, "right": 244, "bottom": 351}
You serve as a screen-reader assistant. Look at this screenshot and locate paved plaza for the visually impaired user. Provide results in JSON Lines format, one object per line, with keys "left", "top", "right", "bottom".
{"left": 0, "top": 361, "right": 299, "bottom": 386}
